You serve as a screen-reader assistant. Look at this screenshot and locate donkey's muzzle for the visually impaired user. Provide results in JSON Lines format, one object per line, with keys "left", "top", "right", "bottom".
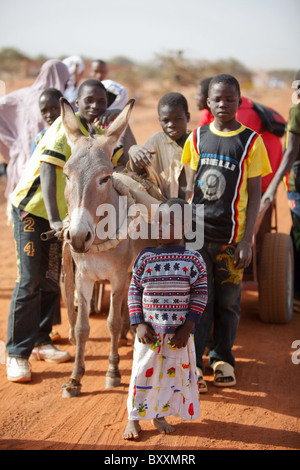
{"left": 65, "top": 227, "right": 94, "bottom": 253}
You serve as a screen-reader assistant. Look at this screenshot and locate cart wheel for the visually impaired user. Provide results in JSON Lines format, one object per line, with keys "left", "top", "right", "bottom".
{"left": 258, "top": 233, "right": 294, "bottom": 323}
{"left": 90, "top": 281, "right": 105, "bottom": 315}
{"left": 60, "top": 274, "right": 67, "bottom": 307}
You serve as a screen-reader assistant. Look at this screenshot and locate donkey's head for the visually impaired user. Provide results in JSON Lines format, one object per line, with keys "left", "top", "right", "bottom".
{"left": 62, "top": 98, "right": 134, "bottom": 253}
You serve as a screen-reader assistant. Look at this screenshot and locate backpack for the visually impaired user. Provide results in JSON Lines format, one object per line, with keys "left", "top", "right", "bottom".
{"left": 251, "top": 100, "right": 286, "bottom": 137}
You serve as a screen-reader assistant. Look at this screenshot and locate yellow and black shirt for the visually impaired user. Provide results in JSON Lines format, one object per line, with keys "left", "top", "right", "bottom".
{"left": 182, "top": 122, "right": 271, "bottom": 243}
{"left": 10, "top": 114, "right": 105, "bottom": 221}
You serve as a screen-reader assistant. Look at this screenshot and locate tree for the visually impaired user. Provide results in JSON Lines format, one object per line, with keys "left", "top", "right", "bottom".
{"left": 0, "top": 47, "right": 29, "bottom": 76}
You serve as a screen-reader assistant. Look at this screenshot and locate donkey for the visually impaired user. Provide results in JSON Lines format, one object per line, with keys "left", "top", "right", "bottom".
{"left": 60, "top": 98, "right": 159, "bottom": 397}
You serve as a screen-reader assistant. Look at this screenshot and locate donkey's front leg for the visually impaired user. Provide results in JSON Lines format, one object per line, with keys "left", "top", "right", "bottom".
{"left": 62, "top": 275, "right": 94, "bottom": 397}
{"left": 105, "top": 286, "right": 124, "bottom": 388}
{"left": 119, "top": 273, "right": 132, "bottom": 345}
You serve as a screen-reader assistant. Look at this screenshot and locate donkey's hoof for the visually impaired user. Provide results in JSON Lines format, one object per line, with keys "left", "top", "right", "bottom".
{"left": 62, "top": 388, "right": 80, "bottom": 398}
{"left": 105, "top": 375, "right": 121, "bottom": 388}
{"left": 62, "top": 379, "right": 82, "bottom": 397}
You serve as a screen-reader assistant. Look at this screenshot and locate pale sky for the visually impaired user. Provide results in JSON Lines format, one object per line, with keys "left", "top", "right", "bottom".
{"left": 0, "top": 0, "right": 299, "bottom": 71}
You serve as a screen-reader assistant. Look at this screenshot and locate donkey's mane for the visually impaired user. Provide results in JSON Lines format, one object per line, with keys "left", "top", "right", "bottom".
{"left": 88, "top": 123, "right": 98, "bottom": 138}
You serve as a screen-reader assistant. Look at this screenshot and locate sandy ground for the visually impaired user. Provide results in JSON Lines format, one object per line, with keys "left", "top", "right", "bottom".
{"left": 0, "top": 84, "right": 299, "bottom": 451}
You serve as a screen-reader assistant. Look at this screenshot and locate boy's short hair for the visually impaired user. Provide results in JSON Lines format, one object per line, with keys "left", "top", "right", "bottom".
{"left": 39, "top": 88, "right": 63, "bottom": 101}
{"left": 159, "top": 197, "right": 188, "bottom": 211}
{"left": 209, "top": 74, "right": 241, "bottom": 97}
{"left": 159, "top": 198, "right": 189, "bottom": 221}
{"left": 158, "top": 92, "right": 189, "bottom": 114}
{"left": 92, "top": 59, "right": 107, "bottom": 67}
{"left": 159, "top": 198, "right": 190, "bottom": 233}
{"left": 77, "top": 79, "right": 107, "bottom": 99}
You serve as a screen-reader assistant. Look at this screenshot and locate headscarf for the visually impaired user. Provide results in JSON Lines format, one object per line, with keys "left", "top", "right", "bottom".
{"left": 63, "top": 56, "right": 85, "bottom": 107}
{"left": 102, "top": 80, "right": 129, "bottom": 110}
{"left": 0, "top": 59, "right": 70, "bottom": 199}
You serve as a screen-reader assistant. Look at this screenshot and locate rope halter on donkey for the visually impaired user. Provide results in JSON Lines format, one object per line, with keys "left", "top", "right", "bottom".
{"left": 63, "top": 174, "right": 140, "bottom": 254}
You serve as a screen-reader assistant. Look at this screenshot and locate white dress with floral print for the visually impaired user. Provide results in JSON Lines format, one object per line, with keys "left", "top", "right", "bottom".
{"left": 127, "top": 333, "right": 200, "bottom": 421}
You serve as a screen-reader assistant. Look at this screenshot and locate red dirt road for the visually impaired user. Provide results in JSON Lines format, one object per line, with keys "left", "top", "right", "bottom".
{"left": 0, "top": 86, "right": 299, "bottom": 451}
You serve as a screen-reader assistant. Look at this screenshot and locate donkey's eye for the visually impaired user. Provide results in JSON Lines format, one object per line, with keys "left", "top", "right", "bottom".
{"left": 99, "top": 175, "right": 111, "bottom": 185}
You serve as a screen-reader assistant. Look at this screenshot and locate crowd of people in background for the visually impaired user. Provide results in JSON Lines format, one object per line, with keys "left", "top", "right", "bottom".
{"left": 0, "top": 55, "right": 299, "bottom": 441}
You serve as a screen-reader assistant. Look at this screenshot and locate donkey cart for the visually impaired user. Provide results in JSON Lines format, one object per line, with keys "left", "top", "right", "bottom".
{"left": 243, "top": 198, "right": 294, "bottom": 324}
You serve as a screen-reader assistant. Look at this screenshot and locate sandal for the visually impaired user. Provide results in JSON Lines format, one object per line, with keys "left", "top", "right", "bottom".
{"left": 212, "top": 361, "right": 236, "bottom": 387}
{"left": 49, "top": 330, "right": 61, "bottom": 342}
{"left": 196, "top": 367, "right": 208, "bottom": 393}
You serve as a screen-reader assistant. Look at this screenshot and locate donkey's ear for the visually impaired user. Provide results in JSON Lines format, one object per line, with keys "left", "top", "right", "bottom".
{"left": 60, "top": 97, "right": 84, "bottom": 148}
{"left": 104, "top": 99, "right": 135, "bottom": 147}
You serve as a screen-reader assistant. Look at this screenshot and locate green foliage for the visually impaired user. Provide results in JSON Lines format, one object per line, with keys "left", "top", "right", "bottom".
{"left": 109, "top": 56, "right": 135, "bottom": 67}
{"left": 0, "top": 47, "right": 29, "bottom": 75}
{"left": 109, "top": 51, "right": 256, "bottom": 98}
{"left": 149, "top": 51, "right": 254, "bottom": 87}
{"left": 268, "top": 69, "right": 297, "bottom": 84}
{"left": 0, "top": 47, "right": 296, "bottom": 95}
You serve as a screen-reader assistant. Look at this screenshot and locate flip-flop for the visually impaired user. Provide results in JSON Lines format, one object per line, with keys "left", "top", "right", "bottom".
{"left": 212, "top": 361, "right": 236, "bottom": 387}
{"left": 196, "top": 367, "right": 208, "bottom": 393}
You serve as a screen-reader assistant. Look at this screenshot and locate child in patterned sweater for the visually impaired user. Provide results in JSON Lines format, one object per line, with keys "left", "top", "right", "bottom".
{"left": 123, "top": 198, "right": 207, "bottom": 440}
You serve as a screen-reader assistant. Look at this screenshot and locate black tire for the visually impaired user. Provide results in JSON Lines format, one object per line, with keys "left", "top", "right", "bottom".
{"left": 258, "top": 233, "right": 294, "bottom": 323}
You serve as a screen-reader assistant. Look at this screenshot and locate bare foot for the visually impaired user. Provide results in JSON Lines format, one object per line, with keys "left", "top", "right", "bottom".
{"left": 122, "top": 420, "right": 141, "bottom": 440}
{"left": 152, "top": 417, "right": 175, "bottom": 434}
